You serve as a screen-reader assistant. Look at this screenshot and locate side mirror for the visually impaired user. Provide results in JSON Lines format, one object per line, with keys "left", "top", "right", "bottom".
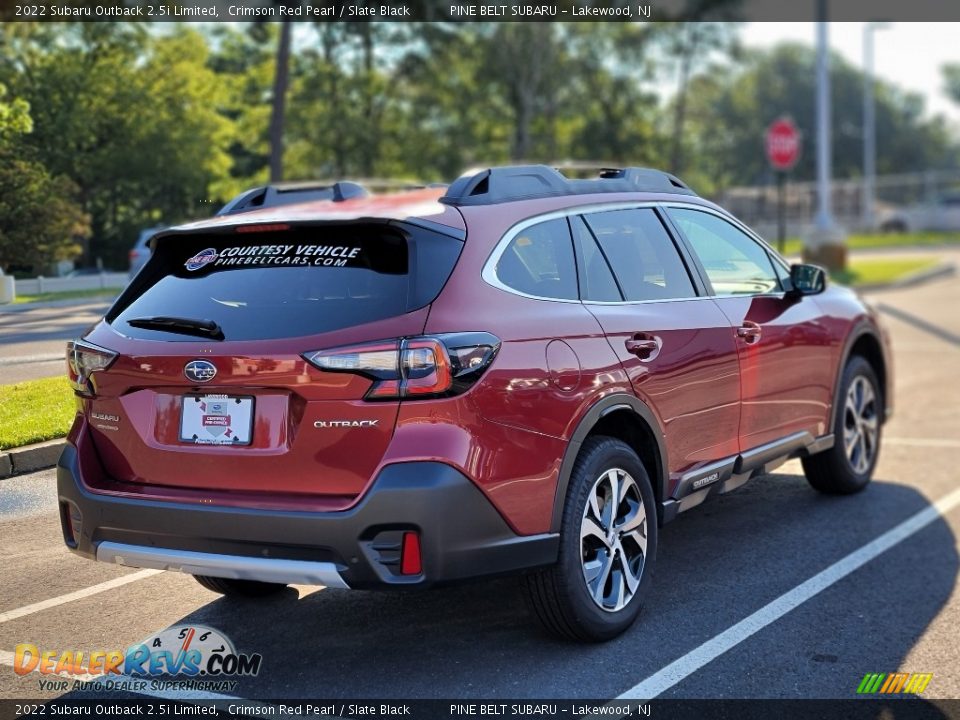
{"left": 788, "top": 264, "right": 827, "bottom": 296}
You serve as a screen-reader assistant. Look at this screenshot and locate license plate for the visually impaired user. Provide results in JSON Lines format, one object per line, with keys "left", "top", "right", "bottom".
{"left": 179, "top": 394, "right": 254, "bottom": 445}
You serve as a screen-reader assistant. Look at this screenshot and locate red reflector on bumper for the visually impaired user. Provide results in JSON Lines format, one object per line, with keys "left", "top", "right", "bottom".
{"left": 400, "top": 531, "right": 422, "bottom": 575}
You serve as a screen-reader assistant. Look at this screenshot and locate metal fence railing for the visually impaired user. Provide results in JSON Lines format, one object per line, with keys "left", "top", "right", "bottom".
{"left": 713, "top": 170, "right": 960, "bottom": 240}
{"left": 14, "top": 272, "right": 128, "bottom": 297}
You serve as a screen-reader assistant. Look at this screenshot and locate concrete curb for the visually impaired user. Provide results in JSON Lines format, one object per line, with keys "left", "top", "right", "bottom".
{"left": 0, "top": 438, "right": 65, "bottom": 479}
{"left": 856, "top": 261, "right": 957, "bottom": 293}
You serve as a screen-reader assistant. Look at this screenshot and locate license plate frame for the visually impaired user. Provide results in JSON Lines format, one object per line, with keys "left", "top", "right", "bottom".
{"left": 179, "top": 394, "right": 254, "bottom": 446}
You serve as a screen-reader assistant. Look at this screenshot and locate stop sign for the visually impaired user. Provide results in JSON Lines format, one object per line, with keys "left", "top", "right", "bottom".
{"left": 765, "top": 117, "right": 801, "bottom": 171}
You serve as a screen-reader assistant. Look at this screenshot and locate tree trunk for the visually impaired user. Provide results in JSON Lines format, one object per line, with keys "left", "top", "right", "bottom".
{"left": 269, "top": 20, "right": 292, "bottom": 183}
{"left": 669, "top": 25, "right": 700, "bottom": 176}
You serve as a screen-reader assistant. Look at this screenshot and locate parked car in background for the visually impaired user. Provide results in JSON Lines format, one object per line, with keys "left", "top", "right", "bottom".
{"left": 59, "top": 166, "right": 892, "bottom": 642}
{"left": 128, "top": 227, "right": 164, "bottom": 279}
{"left": 879, "top": 192, "right": 960, "bottom": 232}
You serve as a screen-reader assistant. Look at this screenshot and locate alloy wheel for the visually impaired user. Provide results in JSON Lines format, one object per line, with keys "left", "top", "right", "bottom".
{"left": 580, "top": 468, "right": 648, "bottom": 613}
{"left": 843, "top": 375, "right": 878, "bottom": 475}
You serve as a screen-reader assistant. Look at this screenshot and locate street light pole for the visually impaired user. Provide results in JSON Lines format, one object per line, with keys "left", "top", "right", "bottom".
{"left": 862, "top": 22, "right": 890, "bottom": 231}
{"left": 807, "top": 0, "right": 847, "bottom": 271}
{"left": 814, "top": 14, "right": 833, "bottom": 232}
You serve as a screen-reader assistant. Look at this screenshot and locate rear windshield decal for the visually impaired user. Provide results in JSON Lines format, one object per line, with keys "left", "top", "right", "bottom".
{"left": 185, "top": 243, "right": 363, "bottom": 271}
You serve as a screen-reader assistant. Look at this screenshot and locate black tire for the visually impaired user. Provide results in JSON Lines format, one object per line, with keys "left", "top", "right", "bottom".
{"left": 523, "top": 436, "right": 658, "bottom": 642}
{"left": 802, "top": 355, "right": 882, "bottom": 495}
{"left": 193, "top": 575, "right": 287, "bottom": 597}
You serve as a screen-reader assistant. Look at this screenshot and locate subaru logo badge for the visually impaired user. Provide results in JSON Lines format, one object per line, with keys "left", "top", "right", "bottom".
{"left": 184, "top": 360, "right": 217, "bottom": 383}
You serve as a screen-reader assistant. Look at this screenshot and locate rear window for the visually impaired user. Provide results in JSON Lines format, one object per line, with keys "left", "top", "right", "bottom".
{"left": 109, "top": 223, "right": 463, "bottom": 341}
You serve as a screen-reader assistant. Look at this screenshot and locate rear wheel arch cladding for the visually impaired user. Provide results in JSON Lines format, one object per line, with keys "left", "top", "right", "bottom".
{"left": 551, "top": 395, "right": 668, "bottom": 532}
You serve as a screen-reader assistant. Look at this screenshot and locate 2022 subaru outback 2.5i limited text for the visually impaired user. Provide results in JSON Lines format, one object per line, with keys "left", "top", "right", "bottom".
{"left": 58, "top": 166, "right": 892, "bottom": 641}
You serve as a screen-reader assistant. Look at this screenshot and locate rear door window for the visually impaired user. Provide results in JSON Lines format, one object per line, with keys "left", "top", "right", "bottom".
{"left": 570, "top": 215, "right": 622, "bottom": 302}
{"left": 109, "top": 223, "right": 463, "bottom": 341}
{"left": 581, "top": 209, "right": 696, "bottom": 302}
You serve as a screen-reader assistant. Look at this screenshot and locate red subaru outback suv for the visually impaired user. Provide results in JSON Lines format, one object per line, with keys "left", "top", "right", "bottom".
{"left": 58, "top": 166, "right": 892, "bottom": 641}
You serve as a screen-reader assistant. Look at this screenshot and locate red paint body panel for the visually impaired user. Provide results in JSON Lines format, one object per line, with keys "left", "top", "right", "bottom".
{"left": 711, "top": 295, "right": 835, "bottom": 449}
{"left": 582, "top": 299, "right": 742, "bottom": 473}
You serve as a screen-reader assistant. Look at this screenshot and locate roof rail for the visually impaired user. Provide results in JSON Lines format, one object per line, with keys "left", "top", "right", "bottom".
{"left": 440, "top": 165, "right": 696, "bottom": 207}
{"left": 217, "top": 181, "right": 370, "bottom": 216}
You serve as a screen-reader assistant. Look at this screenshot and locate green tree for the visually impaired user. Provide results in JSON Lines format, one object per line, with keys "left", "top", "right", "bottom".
{"left": 0, "top": 81, "right": 31, "bottom": 140}
{"left": 682, "top": 43, "right": 959, "bottom": 190}
{"left": 0, "top": 82, "right": 88, "bottom": 273}
{"left": 3, "top": 23, "right": 235, "bottom": 268}
{"left": 656, "top": 21, "right": 742, "bottom": 175}
{"left": 945, "top": 64, "right": 960, "bottom": 105}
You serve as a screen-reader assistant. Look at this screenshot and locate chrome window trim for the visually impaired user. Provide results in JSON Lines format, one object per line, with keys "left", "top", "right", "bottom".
{"left": 482, "top": 200, "right": 710, "bottom": 305}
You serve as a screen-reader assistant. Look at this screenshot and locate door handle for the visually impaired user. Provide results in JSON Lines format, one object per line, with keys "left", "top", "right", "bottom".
{"left": 625, "top": 335, "right": 661, "bottom": 360}
{"left": 737, "top": 322, "right": 762, "bottom": 344}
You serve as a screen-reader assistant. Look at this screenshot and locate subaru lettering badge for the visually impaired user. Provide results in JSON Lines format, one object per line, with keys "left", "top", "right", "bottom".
{"left": 184, "top": 360, "right": 217, "bottom": 383}
{"left": 184, "top": 248, "right": 218, "bottom": 271}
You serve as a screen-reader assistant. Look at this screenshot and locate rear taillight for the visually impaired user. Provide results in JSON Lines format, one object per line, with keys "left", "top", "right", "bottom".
{"left": 128, "top": 249, "right": 139, "bottom": 261}
{"left": 66, "top": 339, "right": 117, "bottom": 396}
{"left": 303, "top": 332, "right": 499, "bottom": 401}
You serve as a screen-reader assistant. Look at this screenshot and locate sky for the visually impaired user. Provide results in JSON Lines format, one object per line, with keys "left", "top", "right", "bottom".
{"left": 741, "top": 22, "right": 960, "bottom": 125}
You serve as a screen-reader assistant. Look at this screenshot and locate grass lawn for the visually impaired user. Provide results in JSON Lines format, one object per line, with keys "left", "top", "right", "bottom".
{"left": 13, "top": 287, "right": 123, "bottom": 305}
{"left": 779, "top": 231, "right": 960, "bottom": 256}
{"left": 0, "top": 376, "right": 76, "bottom": 450}
{"left": 833, "top": 257, "right": 940, "bottom": 287}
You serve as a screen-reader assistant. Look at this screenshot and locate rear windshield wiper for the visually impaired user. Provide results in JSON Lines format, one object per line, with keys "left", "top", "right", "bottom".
{"left": 127, "top": 316, "right": 225, "bottom": 341}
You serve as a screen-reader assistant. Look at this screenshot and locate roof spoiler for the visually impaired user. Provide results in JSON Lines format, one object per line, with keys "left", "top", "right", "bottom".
{"left": 218, "top": 179, "right": 450, "bottom": 217}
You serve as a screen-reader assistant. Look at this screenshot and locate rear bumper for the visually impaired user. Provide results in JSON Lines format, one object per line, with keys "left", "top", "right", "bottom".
{"left": 57, "top": 444, "right": 558, "bottom": 589}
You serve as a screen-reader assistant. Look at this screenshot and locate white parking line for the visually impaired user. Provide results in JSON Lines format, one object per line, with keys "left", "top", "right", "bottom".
{"left": 885, "top": 437, "right": 960, "bottom": 448}
{"left": 617, "top": 485, "right": 960, "bottom": 700}
{"left": 0, "top": 570, "right": 160, "bottom": 624}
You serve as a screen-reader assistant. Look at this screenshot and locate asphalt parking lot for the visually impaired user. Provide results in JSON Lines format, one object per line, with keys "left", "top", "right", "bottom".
{"left": 0, "top": 300, "right": 114, "bottom": 384}
{"left": 0, "top": 272, "right": 958, "bottom": 706}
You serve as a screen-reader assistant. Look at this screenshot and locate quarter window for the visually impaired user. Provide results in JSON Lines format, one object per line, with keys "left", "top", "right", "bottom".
{"left": 495, "top": 218, "right": 578, "bottom": 300}
{"left": 581, "top": 209, "right": 696, "bottom": 302}
{"left": 668, "top": 208, "right": 781, "bottom": 297}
